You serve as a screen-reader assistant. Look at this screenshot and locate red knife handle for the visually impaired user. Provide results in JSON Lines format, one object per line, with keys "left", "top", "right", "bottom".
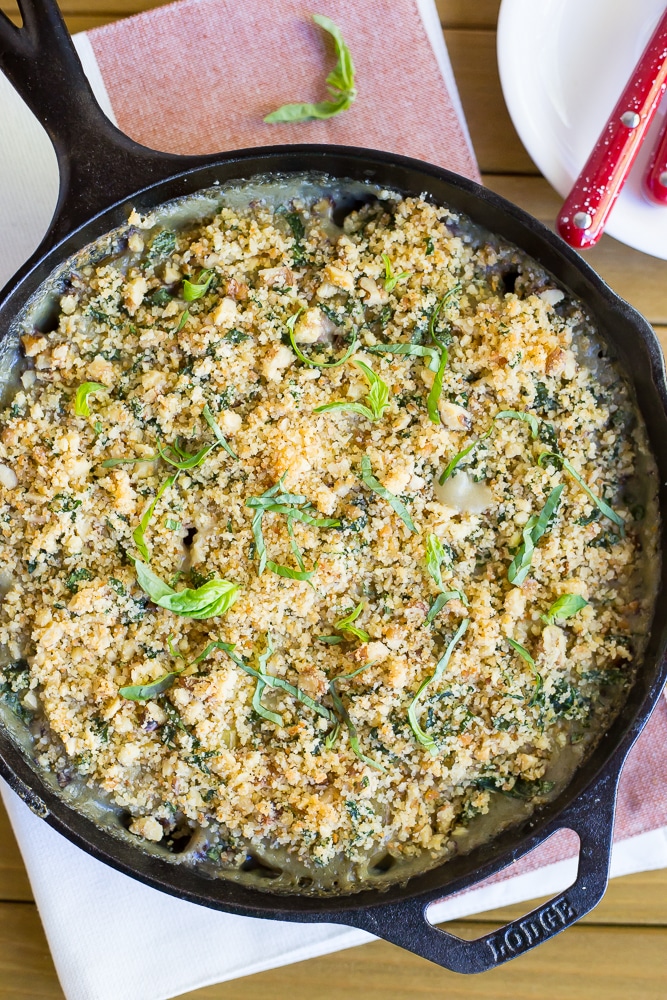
{"left": 644, "top": 111, "right": 667, "bottom": 205}
{"left": 557, "top": 9, "right": 667, "bottom": 249}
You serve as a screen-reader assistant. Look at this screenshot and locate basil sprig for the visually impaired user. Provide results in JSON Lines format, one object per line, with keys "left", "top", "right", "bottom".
{"left": 264, "top": 15, "right": 356, "bottom": 122}
{"left": 408, "top": 617, "right": 470, "bottom": 754}
{"left": 360, "top": 454, "right": 417, "bottom": 533}
{"left": 507, "top": 636, "right": 543, "bottom": 706}
{"left": 538, "top": 451, "right": 625, "bottom": 536}
{"left": 287, "top": 309, "right": 358, "bottom": 368}
{"left": 315, "top": 359, "right": 390, "bottom": 422}
{"left": 381, "top": 254, "right": 410, "bottom": 292}
{"left": 439, "top": 409, "right": 539, "bottom": 483}
{"left": 252, "top": 635, "right": 284, "bottom": 727}
{"left": 335, "top": 602, "right": 370, "bottom": 642}
{"left": 246, "top": 476, "right": 340, "bottom": 581}
{"left": 541, "top": 594, "right": 588, "bottom": 625}
{"left": 133, "top": 559, "right": 240, "bottom": 619}
{"left": 183, "top": 269, "right": 214, "bottom": 301}
{"left": 507, "top": 485, "right": 564, "bottom": 586}
{"left": 326, "top": 661, "right": 386, "bottom": 772}
{"left": 74, "top": 382, "right": 107, "bottom": 417}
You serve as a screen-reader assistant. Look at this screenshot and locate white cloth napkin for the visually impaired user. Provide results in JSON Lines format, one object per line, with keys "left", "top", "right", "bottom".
{"left": 2, "top": 10, "right": 667, "bottom": 1000}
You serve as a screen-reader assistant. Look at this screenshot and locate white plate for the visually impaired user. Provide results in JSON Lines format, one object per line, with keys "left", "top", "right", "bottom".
{"left": 498, "top": 0, "right": 667, "bottom": 259}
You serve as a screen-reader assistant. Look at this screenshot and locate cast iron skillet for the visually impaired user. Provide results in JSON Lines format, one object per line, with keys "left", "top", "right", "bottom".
{"left": 1, "top": 0, "right": 667, "bottom": 975}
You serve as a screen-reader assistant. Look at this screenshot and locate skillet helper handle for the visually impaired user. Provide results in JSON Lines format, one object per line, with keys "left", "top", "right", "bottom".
{"left": 556, "top": 8, "right": 667, "bottom": 250}
{"left": 644, "top": 113, "right": 667, "bottom": 205}
{"left": 352, "top": 767, "right": 619, "bottom": 974}
{"left": 0, "top": 0, "right": 182, "bottom": 242}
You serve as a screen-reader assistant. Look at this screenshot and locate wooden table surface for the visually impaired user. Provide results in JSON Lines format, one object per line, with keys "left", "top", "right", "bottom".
{"left": 2, "top": 0, "right": 667, "bottom": 997}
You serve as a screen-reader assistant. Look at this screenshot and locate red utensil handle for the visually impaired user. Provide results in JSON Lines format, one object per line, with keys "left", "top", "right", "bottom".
{"left": 557, "top": 9, "right": 667, "bottom": 250}
{"left": 644, "top": 112, "right": 667, "bottom": 204}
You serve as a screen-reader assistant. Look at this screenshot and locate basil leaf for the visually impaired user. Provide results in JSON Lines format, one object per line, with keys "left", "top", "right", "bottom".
{"left": 327, "top": 661, "right": 386, "bottom": 772}
{"left": 182, "top": 269, "right": 214, "bottom": 301}
{"left": 439, "top": 409, "right": 539, "bottom": 484}
{"left": 507, "top": 485, "right": 564, "bottom": 586}
{"left": 202, "top": 404, "right": 238, "bottom": 459}
{"left": 264, "top": 15, "right": 356, "bottom": 123}
{"left": 507, "top": 636, "right": 543, "bottom": 706}
{"left": 133, "top": 471, "right": 179, "bottom": 563}
{"left": 176, "top": 310, "right": 189, "bottom": 332}
{"left": 381, "top": 254, "right": 410, "bottom": 292}
{"left": 408, "top": 618, "right": 469, "bottom": 754}
{"left": 252, "top": 635, "right": 284, "bottom": 727}
{"left": 538, "top": 451, "right": 625, "bottom": 536}
{"left": 314, "top": 400, "right": 376, "bottom": 420}
{"left": 423, "top": 590, "right": 467, "bottom": 626}
{"left": 133, "top": 560, "right": 240, "bottom": 619}
{"left": 541, "top": 593, "right": 589, "bottom": 625}
{"left": 74, "top": 382, "right": 107, "bottom": 417}
{"left": 367, "top": 342, "right": 441, "bottom": 373}
{"left": 317, "top": 634, "right": 344, "bottom": 644}
{"left": 119, "top": 669, "right": 183, "bottom": 701}
{"left": 156, "top": 437, "right": 217, "bottom": 471}
{"left": 335, "top": 601, "right": 370, "bottom": 642}
{"left": 147, "top": 230, "right": 176, "bottom": 261}
{"left": 288, "top": 311, "right": 358, "bottom": 369}
{"left": 360, "top": 454, "right": 417, "bottom": 533}
{"left": 429, "top": 285, "right": 460, "bottom": 351}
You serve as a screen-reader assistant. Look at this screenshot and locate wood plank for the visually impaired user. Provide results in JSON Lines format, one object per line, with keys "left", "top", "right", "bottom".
{"left": 436, "top": 0, "right": 501, "bottom": 29}
{"left": 483, "top": 174, "right": 667, "bottom": 325}
{"left": 2, "top": 11, "right": 116, "bottom": 29}
{"left": 0, "top": 802, "right": 31, "bottom": 903}
{"left": 0, "top": 904, "right": 63, "bottom": 999}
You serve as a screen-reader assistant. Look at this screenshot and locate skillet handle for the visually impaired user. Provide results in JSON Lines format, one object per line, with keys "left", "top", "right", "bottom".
{"left": 0, "top": 0, "right": 190, "bottom": 245}
{"left": 348, "top": 764, "right": 620, "bottom": 974}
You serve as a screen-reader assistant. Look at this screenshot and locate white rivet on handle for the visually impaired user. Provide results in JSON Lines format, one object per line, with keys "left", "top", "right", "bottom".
{"left": 573, "top": 211, "right": 593, "bottom": 230}
{"left": 620, "top": 110, "right": 641, "bottom": 128}
{"left": 659, "top": 170, "right": 667, "bottom": 188}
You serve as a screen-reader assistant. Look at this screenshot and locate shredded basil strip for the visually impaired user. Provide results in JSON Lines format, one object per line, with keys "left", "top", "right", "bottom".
{"left": 538, "top": 451, "right": 625, "bottom": 536}
{"left": 408, "top": 618, "right": 470, "bottom": 754}
{"left": 252, "top": 635, "right": 284, "bottom": 727}
{"left": 133, "top": 559, "right": 240, "bottom": 620}
{"left": 287, "top": 309, "right": 358, "bottom": 369}
{"left": 360, "top": 455, "right": 417, "bottom": 533}
{"left": 74, "top": 382, "right": 107, "bottom": 418}
{"left": 427, "top": 349, "right": 449, "bottom": 424}
{"left": 367, "top": 342, "right": 440, "bottom": 372}
{"left": 541, "top": 593, "right": 589, "bottom": 625}
{"left": 439, "top": 409, "right": 539, "bottom": 483}
{"left": 314, "top": 359, "right": 390, "bottom": 422}
{"left": 326, "top": 662, "right": 386, "bottom": 772}
{"left": 381, "top": 253, "right": 410, "bottom": 292}
{"left": 264, "top": 15, "right": 356, "bottom": 122}
{"left": 425, "top": 533, "right": 446, "bottom": 590}
{"left": 182, "top": 269, "right": 214, "bottom": 301}
{"left": 507, "top": 636, "right": 543, "bottom": 706}
{"left": 176, "top": 310, "right": 189, "bottom": 332}
{"left": 101, "top": 455, "right": 158, "bottom": 469}
{"left": 222, "top": 640, "right": 336, "bottom": 722}
{"left": 246, "top": 476, "right": 339, "bottom": 579}
{"left": 334, "top": 601, "right": 370, "bottom": 642}
{"left": 424, "top": 590, "right": 468, "bottom": 626}
{"left": 133, "top": 471, "right": 180, "bottom": 563}
{"left": 507, "top": 485, "right": 564, "bottom": 586}
{"left": 201, "top": 404, "right": 238, "bottom": 459}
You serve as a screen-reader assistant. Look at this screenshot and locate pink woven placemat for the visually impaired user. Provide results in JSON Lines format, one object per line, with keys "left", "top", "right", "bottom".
{"left": 84, "top": 0, "right": 666, "bottom": 881}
